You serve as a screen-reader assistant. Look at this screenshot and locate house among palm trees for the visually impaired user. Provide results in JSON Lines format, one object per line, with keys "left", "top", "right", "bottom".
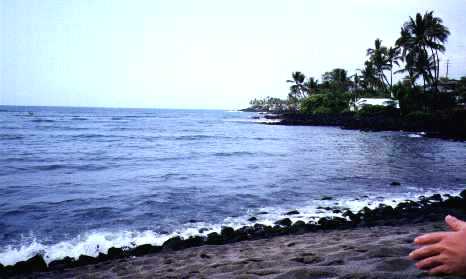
{"left": 438, "top": 79, "right": 458, "bottom": 93}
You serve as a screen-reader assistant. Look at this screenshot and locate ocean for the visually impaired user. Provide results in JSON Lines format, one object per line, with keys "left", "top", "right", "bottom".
{"left": 0, "top": 106, "right": 465, "bottom": 265}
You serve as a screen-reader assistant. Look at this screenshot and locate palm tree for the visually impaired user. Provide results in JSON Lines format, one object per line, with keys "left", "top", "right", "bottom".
{"left": 322, "top": 68, "right": 350, "bottom": 91}
{"left": 287, "top": 71, "right": 306, "bottom": 100}
{"left": 303, "top": 77, "right": 319, "bottom": 95}
{"left": 387, "top": 46, "right": 401, "bottom": 95}
{"left": 367, "top": 39, "right": 390, "bottom": 91}
{"left": 424, "top": 11, "right": 450, "bottom": 91}
{"left": 359, "top": 61, "right": 382, "bottom": 92}
{"left": 395, "top": 11, "right": 450, "bottom": 92}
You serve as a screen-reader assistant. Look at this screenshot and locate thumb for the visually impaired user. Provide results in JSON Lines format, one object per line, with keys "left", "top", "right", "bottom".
{"left": 445, "top": 215, "right": 466, "bottom": 231}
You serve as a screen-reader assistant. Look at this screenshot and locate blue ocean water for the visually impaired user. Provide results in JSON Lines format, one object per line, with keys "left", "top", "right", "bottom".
{"left": 0, "top": 106, "right": 465, "bottom": 265}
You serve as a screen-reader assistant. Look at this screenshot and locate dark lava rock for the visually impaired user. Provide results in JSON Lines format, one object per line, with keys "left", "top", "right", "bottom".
{"left": 390, "top": 181, "right": 401, "bottom": 186}
{"left": 48, "top": 256, "right": 76, "bottom": 271}
{"left": 107, "top": 247, "right": 126, "bottom": 259}
{"left": 289, "top": 221, "right": 307, "bottom": 234}
{"left": 198, "top": 227, "right": 209, "bottom": 233}
{"left": 221, "top": 226, "right": 235, "bottom": 241}
{"left": 318, "top": 217, "right": 349, "bottom": 229}
{"left": 285, "top": 210, "right": 300, "bottom": 215}
{"left": 343, "top": 210, "right": 361, "bottom": 224}
{"left": 248, "top": 217, "right": 258, "bottom": 222}
{"left": 321, "top": 196, "right": 333, "bottom": 201}
{"left": 428, "top": 194, "right": 443, "bottom": 202}
{"left": 257, "top": 211, "right": 268, "bottom": 215}
{"left": 131, "top": 244, "right": 161, "bottom": 257}
{"left": 461, "top": 190, "right": 466, "bottom": 199}
{"left": 444, "top": 196, "right": 465, "bottom": 208}
{"left": 162, "top": 236, "right": 186, "bottom": 251}
{"left": 274, "top": 218, "right": 292, "bottom": 227}
{"left": 12, "top": 254, "right": 48, "bottom": 274}
{"left": 206, "top": 232, "right": 223, "bottom": 245}
{"left": 76, "top": 255, "right": 98, "bottom": 266}
{"left": 184, "top": 236, "right": 205, "bottom": 248}
{"left": 250, "top": 224, "right": 275, "bottom": 238}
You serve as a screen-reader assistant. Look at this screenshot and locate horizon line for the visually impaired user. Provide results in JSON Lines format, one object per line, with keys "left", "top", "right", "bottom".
{"left": 0, "top": 104, "right": 243, "bottom": 111}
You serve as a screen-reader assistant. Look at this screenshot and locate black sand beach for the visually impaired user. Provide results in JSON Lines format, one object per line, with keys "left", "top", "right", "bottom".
{"left": 4, "top": 192, "right": 466, "bottom": 279}
{"left": 33, "top": 220, "right": 463, "bottom": 279}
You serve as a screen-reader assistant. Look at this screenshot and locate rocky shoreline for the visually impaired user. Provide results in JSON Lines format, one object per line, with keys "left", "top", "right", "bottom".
{"left": 2, "top": 190, "right": 466, "bottom": 278}
{"left": 265, "top": 111, "right": 466, "bottom": 141}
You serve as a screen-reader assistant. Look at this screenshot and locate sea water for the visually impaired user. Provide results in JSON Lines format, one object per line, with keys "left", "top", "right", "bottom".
{"left": 0, "top": 106, "right": 465, "bottom": 265}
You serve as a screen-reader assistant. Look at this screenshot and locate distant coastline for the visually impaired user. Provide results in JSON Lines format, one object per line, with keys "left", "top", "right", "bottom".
{"left": 256, "top": 110, "right": 466, "bottom": 141}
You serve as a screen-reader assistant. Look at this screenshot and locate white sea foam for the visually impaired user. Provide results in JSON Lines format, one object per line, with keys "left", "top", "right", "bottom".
{"left": 0, "top": 188, "right": 461, "bottom": 266}
{"left": 224, "top": 118, "right": 281, "bottom": 124}
{"left": 407, "top": 132, "right": 426, "bottom": 138}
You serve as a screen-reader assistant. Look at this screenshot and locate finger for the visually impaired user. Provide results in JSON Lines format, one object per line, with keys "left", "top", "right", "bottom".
{"left": 415, "top": 255, "right": 444, "bottom": 270}
{"left": 414, "top": 232, "right": 446, "bottom": 245}
{"left": 445, "top": 215, "right": 466, "bottom": 232}
{"left": 409, "top": 245, "right": 441, "bottom": 261}
{"left": 429, "top": 265, "right": 451, "bottom": 275}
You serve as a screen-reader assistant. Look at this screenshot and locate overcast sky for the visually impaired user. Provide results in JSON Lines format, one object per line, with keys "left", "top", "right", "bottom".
{"left": 1, "top": 0, "right": 465, "bottom": 109}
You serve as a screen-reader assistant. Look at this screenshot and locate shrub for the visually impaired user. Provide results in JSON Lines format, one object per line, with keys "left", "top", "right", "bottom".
{"left": 357, "top": 105, "right": 398, "bottom": 117}
{"left": 313, "top": 106, "right": 333, "bottom": 115}
{"left": 404, "top": 111, "right": 433, "bottom": 122}
{"left": 300, "top": 92, "right": 351, "bottom": 115}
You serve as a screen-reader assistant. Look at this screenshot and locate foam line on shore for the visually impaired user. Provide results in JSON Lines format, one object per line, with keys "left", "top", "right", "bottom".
{"left": 0, "top": 188, "right": 461, "bottom": 266}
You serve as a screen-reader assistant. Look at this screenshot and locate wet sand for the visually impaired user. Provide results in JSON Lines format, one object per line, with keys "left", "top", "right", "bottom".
{"left": 35, "top": 220, "right": 463, "bottom": 279}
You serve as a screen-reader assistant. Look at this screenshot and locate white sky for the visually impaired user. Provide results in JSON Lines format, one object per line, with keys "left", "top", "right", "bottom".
{"left": 1, "top": 0, "right": 465, "bottom": 109}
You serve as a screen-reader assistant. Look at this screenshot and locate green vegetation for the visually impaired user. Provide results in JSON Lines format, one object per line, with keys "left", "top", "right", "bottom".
{"left": 247, "top": 11, "right": 465, "bottom": 117}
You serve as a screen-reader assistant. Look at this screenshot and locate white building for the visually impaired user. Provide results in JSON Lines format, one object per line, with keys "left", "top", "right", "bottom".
{"left": 351, "top": 98, "right": 399, "bottom": 111}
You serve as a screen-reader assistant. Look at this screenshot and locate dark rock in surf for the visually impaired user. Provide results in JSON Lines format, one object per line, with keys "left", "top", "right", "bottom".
{"left": 131, "top": 244, "right": 161, "bottom": 257}
{"left": 206, "top": 232, "right": 223, "bottom": 245}
{"left": 76, "top": 255, "right": 98, "bottom": 266}
{"left": 460, "top": 189, "right": 466, "bottom": 199}
{"left": 220, "top": 227, "right": 235, "bottom": 242}
{"left": 107, "top": 247, "right": 126, "bottom": 259}
{"left": 248, "top": 217, "right": 258, "bottom": 222}
{"left": 198, "top": 227, "right": 209, "bottom": 233}
{"left": 48, "top": 257, "right": 76, "bottom": 271}
{"left": 343, "top": 210, "right": 361, "bottom": 224}
{"left": 162, "top": 236, "right": 186, "bottom": 251}
{"left": 318, "top": 217, "right": 349, "bottom": 229}
{"left": 390, "top": 181, "right": 401, "bottom": 186}
{"left": 285, "top": 210, "right": 300, "bottom": 215}
{"left": 12, "top": 254, "right": 48, "bottom": 274}
{"left": 320, "top": 196, "right": 333, "bottom": 201}
{"left": 275, "top": 218, "right": 292, "bottom": 227}
{"left": 184, "top": 236, "right": 205, "bottom": 248}
{"left": 289, "top": 221, "right": 307, "bottom": 234}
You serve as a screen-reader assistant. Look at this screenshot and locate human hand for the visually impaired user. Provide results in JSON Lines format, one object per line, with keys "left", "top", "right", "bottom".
{"left": 409, "top": 215, "right": 466, "bottom": 276}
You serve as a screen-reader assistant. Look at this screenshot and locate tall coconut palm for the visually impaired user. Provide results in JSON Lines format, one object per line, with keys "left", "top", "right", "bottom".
{"left": 287, "top": 71, "right": 306, "bottom": 100}
{"left": 367, "top": 39, "right": 390, "bottom": 91}
{"left": 387, "top": 46, "right": 401, "bottom": 94}
{"left": 360, "top": 61, "right": 383, "bottom": 92}
{"left": 303, "top": 77, "right": 319, "bottom": 95}
{"left": 396, "top": 11, "right": 449, "bottom": 92}
{"left": 424, "top": 11, "right": 450, "bottom": 90}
